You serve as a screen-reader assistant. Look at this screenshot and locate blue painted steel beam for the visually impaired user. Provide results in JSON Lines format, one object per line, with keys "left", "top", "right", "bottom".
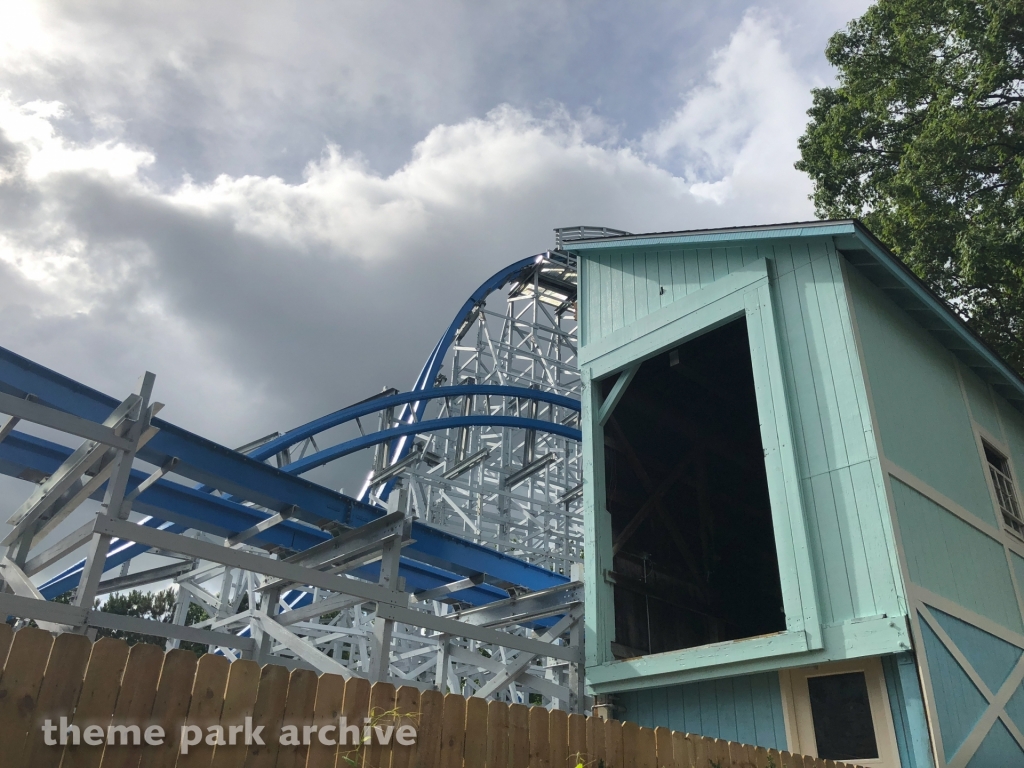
{"left": 0, "top": 430, "right": 525, "bottom": 605}
{"left": 249, "top": 384, "right": 579, "bottom": 462}
{"left": 0, "top": 345, "right": 568, "bottom": 592}
{"left": 282, "top": 415, "right": 582, "bottom": 476}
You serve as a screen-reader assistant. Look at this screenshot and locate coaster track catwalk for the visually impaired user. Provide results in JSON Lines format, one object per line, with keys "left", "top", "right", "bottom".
{"left": 0, "top": 246, "right": 586, "bottom": 710}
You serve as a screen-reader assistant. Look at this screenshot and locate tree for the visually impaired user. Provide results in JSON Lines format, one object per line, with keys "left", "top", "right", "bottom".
{"left": 796, "top": 0, "right": 1024, "bottom": 372}
{"left": 54, "top": 587, "right": 210, "bottom": 655}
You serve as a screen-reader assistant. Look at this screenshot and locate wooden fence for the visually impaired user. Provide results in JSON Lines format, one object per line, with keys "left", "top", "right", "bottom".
{"left": 0, "top": 625, "right": 860, "bottom": 768}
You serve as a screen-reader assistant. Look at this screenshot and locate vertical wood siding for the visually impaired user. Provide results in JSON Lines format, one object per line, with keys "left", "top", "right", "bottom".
{"left": 615, "top": 673, "right": 788, "bottom": 752}
{"left": 580, "top": 245, "right": 765, "bottom": 347}
{"left": 580, "top": 237, "right": 904, "bottom": 631}
{"left": 769, "top": 242, "right": 900, "bottom": 628}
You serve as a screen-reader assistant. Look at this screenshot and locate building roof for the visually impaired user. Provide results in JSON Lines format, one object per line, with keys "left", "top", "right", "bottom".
{"left": 563, "top": 219, "right": 1024, "bottom": 410}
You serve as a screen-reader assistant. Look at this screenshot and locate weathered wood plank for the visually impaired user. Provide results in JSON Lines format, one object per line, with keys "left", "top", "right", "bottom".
{"left": 209, "top": 659, "right": 261, "bottom": 768}
{"left": 303, "top": 672, "right": 347, "bottom": 768}
{"left": 240, "top": 663, "right": 290, "bottom": 768}
{"left": 635, "top": 725, "right": 656, "bottom": 768}
{"left": 413, "top": 689, "right": 443, "bottom": 768}
{"left": 567, "top": 713, "right": 585, "bottom": 768}
{"left": 362, "top": 680, "right": 398, "bottom": 768}
{"left": 139, "top": 648, "right": 198, "bottom": 768}
{"left": 177, "top": 653, "right": 230, "bottom": 768}
{"left": 0, "top": 627, "right": 55, "bottom": 764}
{"left": 439, "top": 693, "right": 466, "bottom": 768}
{"left": 98, "top": 642, "right": 164, "bottom": 768}
{"left": 528, "top": 705, "right": 549, "bottom": 768}
{"left": 463, "top": 696, "right": 488, "bottom": 768}
{"left": 585, "top": 714, "right": 604, "bottom": 767}
{"left": 23, "top": 632, "right": 92, "bottom": 768}
{"left": 548, "top": 708, "right": 567, "bottom": 768}
{"left": 653, "top": 727, "right": 672, "bottom": 768}
{"left": 485, "top": 699, "right": 508, "bottom": 768}
{"left": 391, "top": 686, "right": 421, "bottom": 768}
{"left": 508, "top": 703, "right": 530, "bottom": 768}
{"left": 62, "top": 636, "right": 130, "bottom": 768}
{"left": 602, "top": 720, "right": 622, "bottom": 768}
{"left": 620, "top": 721, "right": 638, "bottom": 768}
{"left": 338, "top": 676, "right": 371, "bottom": 768}
{"left": 276, "top": 668, "right": 318, "bottom": 768}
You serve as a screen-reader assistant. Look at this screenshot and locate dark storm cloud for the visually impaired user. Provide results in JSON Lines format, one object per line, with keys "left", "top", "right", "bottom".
{"left": 0, "top": 0, "right": 869, "bottom": 504}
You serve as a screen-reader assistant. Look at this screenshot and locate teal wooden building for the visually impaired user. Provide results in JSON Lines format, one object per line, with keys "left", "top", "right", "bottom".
{"left": 572, "top": 220, "right": 1024, "bottom": 767}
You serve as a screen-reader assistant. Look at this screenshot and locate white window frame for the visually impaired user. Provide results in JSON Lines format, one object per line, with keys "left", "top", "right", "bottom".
{"left": 779, "top": 657, "right": 901, "bottom": 767}
{"left": 974, "top": 434, "right": 1024, "bottom": 540}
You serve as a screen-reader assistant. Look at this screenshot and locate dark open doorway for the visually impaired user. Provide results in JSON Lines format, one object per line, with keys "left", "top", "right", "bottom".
{"left": 602, "top": 317, "right": 785, "bottom": 657}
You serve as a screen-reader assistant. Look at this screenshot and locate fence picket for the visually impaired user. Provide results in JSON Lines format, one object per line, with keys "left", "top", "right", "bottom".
{"left": 337, "top": 676, "right": 371, "bottom": 768}
{"left": 0, "top": 626, "right": 55, "bottom": 764}
{"left": 98, "top": 642, "right": 164, "bottom": 768}
{"left": 209, "top": 659, "right": 261, "bottom": 768}
{"left": 276, "top": 669, "right": 319, "bottom": 768}
{"left": 21, "top": 631, "right": 92, "bottom": 768}
{"left": 528, "top": 705, "right": 550, "bottom": 768}
{"left": 303, "top": 672, "right": 347, "bottom": 768}
{"left": 485, "top": 699, "right": 508, "bottom": 768}
{"left": 63, "top": 636, "right": 131, "bottom": 768}
{"left": 440, "top": 693, "right": 467, "bottom": 768}
{"left": 548, "top": 708, "right": 568, "bottom": 768}
{"left": 635, "top": 725, "right": 656, "bottom": 768}
{"left": 177, "top": 653, "right": 230, "bottom": 768}
{"left": 671, "top": 732, "right": 693, "bottom": 768}
{"left": 620, "top": 721, "right": 639, "bottom": 768}
{"left": 413, "top": 689, "right": 443, "bottom": 768}
{"left": 241, "top": 661, "right": 290, "bottom": 768}
{"left": 567, "top": 713, "right": 585, "bottom": 768}
{"left": 139, "top": 648, "right": 198, "bottom": 768}
{"left": 508, "top": 703, "right": 530, "bottom": 768}
{"left": 584, "top": 714, "right": 603, "bottom": 767}
{"left": 362, "top": 681, "right": 398, "bottom": 768}
{"left": 463, "top": 696, "right": 488, "bottom": 768}
{"left": 602, "top": 720, "right": 622, "bottom": 768}
{"left": 0, "top": 629, "right": 862, "bottom": 768}
{"left": 390, "top": 686, "right": 421, "bottom": 768}
{"left": 653, "top": 727, "right": 672, "bottom": 768}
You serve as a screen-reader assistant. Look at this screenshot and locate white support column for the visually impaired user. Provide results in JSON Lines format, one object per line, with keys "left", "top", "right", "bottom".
{"left": 434, "top": 634, "right": 451, "bottom": 692}
{"left": 167, "top": 590, "right": 191, "bottom": 650}
{"left": 74, "top": 373, "right": 156, "bottom": 626}
{"left": 256, "top": 587, "right": 281, "bottom": 665}
{"left": 368, "top": 487, "right": 409, "bottom": 681}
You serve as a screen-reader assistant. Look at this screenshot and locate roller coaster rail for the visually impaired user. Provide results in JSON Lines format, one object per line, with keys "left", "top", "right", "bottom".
{"left": 0, "top": 241, "right": 594, "bottom": 710}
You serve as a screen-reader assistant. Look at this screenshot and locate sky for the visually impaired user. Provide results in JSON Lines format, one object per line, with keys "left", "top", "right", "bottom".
{"left": 0, "top": 0, "right": 872, "bottom": 517}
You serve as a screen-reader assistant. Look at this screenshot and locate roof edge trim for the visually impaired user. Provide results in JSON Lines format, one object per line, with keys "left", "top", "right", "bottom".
{"left": 565, "top": 220, "right": 857, "bottom": 250}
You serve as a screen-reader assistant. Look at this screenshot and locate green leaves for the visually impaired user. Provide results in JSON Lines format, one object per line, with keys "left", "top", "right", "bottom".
{"left": 797, "top": 0, "right": 1024, "bottom": 372}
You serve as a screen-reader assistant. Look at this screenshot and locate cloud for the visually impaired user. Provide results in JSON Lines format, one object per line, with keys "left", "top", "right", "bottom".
{"left": 0, "top": 10, "right": 816, "bottom": 495}
{"left": 643, "top": 10, "right": 813, "bottom": 210}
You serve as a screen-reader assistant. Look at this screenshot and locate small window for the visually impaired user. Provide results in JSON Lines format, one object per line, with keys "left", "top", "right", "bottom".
{"left": 985, "top": 443, "right": 1024, "bottom": 536}
{"left": 807, "top": 672, "right": 880, "bottom": 761}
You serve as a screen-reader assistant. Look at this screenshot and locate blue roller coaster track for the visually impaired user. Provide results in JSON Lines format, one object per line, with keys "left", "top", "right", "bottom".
{"left": 0, "top": 251, "right": 579, "bottom": 611}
